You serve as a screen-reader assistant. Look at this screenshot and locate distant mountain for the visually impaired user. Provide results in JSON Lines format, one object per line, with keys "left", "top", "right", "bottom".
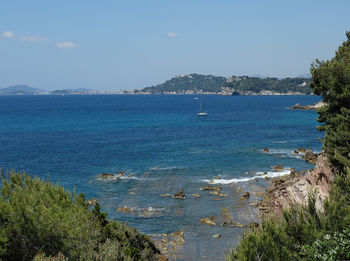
{"left": 141, "top": 74, "right": 226, "bottom": 94}
{"left": 0, "top": 85, "right": 46, "bottom": 95}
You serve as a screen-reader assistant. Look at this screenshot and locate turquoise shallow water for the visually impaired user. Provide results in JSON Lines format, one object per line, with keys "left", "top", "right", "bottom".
{"left": 0, "top": 94, "right": 322, "bottom": 260}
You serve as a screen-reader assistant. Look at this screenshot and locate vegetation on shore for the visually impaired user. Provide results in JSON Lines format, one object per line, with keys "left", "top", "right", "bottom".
{"left": 227, "top": 32, "right": 350, "bottom": 260}
{"left": 0, "top": 170, "right": 160, "bottom": 260}
{"left": 223, "top": 77, "right": 312, "bottom": 95}
{"left": 140, "top": 73, "right": 312, "bottom": 94}
{"left": 141, "top": 73, "right": 226, "bottom": 94}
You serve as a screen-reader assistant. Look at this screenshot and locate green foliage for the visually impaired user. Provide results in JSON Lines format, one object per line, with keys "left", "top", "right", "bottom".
{"left": 310, "top": 31, "right": 350, "bottom": 171}
{"left": 0, "top": 170, "right": 159, "bottom": 261}
{"left": 142, "top": 73, "right": 226, "bottom": 94}
{"left": 300, "top": 226, "right": 350, "bottom": 261}
{"left": 227, "top": 168, "right": 350, "bottom": 261}
{"left": 226, "top": 201, "right": 323, "bottom": 261}
{"left": 224, "top": 77, "right": 312, "bottom": 94}
{"left": 227, "top": 31, "right": 350, "bottom": 261}
{"left": 142, "top": 73, "right": 312, "bottom": 94}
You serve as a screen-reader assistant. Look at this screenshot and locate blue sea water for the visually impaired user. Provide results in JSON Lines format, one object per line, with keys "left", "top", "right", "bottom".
{"left": 0, "top": 94, "right": 322, "bottom": 260}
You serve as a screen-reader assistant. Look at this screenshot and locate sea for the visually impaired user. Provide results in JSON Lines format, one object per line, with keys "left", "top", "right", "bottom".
{"left": 0, "top": 94, "right": 322, "bottom": 260}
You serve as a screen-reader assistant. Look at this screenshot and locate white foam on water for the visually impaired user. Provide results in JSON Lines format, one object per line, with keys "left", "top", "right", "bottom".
{"left": 149, "top": 166, "right": 180, "bottom": 171}
{"left": 119, "top": 175, "right": 156, "bottom": 181}
{"left": 201, "top": 169, "right": 291, "bottom": 184}
{"left": 263, "top": 148, "right": 303, "bottom": 159}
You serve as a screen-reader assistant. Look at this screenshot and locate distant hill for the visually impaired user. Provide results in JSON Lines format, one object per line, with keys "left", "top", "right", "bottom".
{"left": 140, "top": 74, "right": 313, "bottom": 95}
{"left": 0, "top": 85, "right": 46, "bottom": 95}
{"left": 140, "top": 74, "right": 226, "bottom": 94}
{"left": 223, "top": 76, "right": 312, "bottom": 95}
{"left": 50, "top": 88, "right": 95, "bottom": 94}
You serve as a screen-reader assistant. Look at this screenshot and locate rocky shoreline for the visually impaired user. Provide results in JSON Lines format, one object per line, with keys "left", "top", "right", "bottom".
{"left": 290, "top": 101, "right": 325, "bottom": 110}
{"left": 257, "top": 152, "right": 335, "bottom": 216}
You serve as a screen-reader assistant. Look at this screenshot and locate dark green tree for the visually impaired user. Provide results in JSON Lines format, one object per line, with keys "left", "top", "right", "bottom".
{"left": 310, "top": 31, "right": 350, "bottom": 171}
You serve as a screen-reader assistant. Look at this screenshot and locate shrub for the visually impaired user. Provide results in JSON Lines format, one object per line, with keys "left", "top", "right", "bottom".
{"left": 0, "top": 170, "right": 159, "bottom": 260}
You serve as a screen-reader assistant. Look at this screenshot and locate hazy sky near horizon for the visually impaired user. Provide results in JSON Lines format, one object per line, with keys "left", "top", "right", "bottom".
{"left": 1, "top": 0, "right": 350, "bottom": 91}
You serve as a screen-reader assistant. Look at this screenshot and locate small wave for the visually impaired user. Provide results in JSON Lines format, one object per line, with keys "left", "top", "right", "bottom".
{"left": 149, "top": 166, "right": 179, "bottom": 171}
{"left": 117, "top": 206, "right": 166, "bottom": 217}
{"left": 263, "top": 148, "right": 302, "bottom": 159}
{"left": 119, "top": 176, "right": 156, "bottom": 181}
{"left": 202, "top": 169, "right": 291, "bottom": 184}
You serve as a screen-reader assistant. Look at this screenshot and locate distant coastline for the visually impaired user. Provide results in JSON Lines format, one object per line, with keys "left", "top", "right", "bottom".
{"left": 0, "top": 73, "right": 313, "bottom": 96}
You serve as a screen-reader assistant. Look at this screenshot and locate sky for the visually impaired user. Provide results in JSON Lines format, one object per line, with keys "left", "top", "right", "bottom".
{"left": 1, "top": 0, "right": 350, "bottom": 91}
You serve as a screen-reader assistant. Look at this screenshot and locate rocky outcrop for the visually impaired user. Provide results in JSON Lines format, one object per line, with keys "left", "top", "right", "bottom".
{"left": 302, "top": 148, "right": 319, "bottom": 164}
{"left": 200, "top": 216, "right": 217, "bottom": 226}
{"left": 97, "top": 171, "right": 126, "bottom": 181}
{"left": 173, "top": 189, "right": 186, "bottom": 199}
{"left": 290, "top": 101, "right": 325, "bottom": 110}
{"left": 259, "top": 152, "right": 335, "bottom": 215}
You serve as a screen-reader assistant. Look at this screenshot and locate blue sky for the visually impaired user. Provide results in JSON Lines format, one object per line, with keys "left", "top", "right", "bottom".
{"left": 1, "top": 0, "right": 349, "bottom": 90}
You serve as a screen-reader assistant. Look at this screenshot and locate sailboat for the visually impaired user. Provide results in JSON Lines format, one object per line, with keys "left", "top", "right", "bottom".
{"left": 197, "top": 98, "right": 208, "bottom": 116}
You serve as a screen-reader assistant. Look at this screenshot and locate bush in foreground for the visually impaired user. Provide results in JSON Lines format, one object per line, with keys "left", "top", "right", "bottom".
{"left": 0, "top": 170, "right": 160, "bottom": 260}
{"left": 226, "top": 168, "right": 350, "bottom": 261}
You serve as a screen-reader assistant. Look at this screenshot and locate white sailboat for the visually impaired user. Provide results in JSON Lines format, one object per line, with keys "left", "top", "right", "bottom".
{"left": 197, "top": 98, "right": 208, "bottom": 116}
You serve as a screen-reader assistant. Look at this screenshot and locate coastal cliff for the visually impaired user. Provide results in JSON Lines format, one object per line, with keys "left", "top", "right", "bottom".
{"left": 260, "top": 152, "right": 335, "bottom": 216}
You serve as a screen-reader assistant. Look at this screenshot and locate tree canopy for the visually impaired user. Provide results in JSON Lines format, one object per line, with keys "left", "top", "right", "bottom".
{"left": 310, "top": 31, "right": 350, "bottom": 171}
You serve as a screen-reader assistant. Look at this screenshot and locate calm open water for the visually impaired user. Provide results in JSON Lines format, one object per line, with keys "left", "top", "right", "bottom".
{"left": 0, "top": 94, "right": 322, "bottom": 260}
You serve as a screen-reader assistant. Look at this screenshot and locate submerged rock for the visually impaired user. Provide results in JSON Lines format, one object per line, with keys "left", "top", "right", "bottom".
{"left": 298, "top": 147, "right": 306, "bottom": 153}
{"left": 160, "top": 194, "right": 171, "bottom": 197}
{"left": 117, "top": 206, "right": 134, "bottom": 213}
{"left": 98, "top": 173, "right": 114, "bottom": 179}
{"left": 273, "top": 165, "right": 284, "bottom": 171}
{"left": 200, "top": 185, "right": 222, "bottom": 191}
{"left": 173, "top": 189, "right": 186, "bottom": 199}
{"left": 97, "top": 171, "right": 126, "bottom": 181}
{"left": 242, "top": 192, "right": 250, "bottom": 198}
{"left": 212, "top": 234, "right": 221, "bottom": 238}
{"left": 192, "top": 194, "right": 201, "bottom": 198}
{"left": 210, "top": 191, "right": 220, "bottom": 195}
{"left": 200, "top": 216, "right": 216, "bottom": 226}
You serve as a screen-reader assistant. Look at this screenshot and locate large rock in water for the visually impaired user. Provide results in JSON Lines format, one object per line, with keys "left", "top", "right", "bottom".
{"left": 261, "top": 152, "right": 334, "bottom": 215}
{"left": 200, "top": 216, "right": 216, "bottom": 226}
{"left": 173, "top": 189, "right": 186, "bottom": 199}
{"left": 290, "top": 101, "right": 325, "bottom": 110}
{"left": 273, "top": 165, "right": 284, "bottom": 171}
